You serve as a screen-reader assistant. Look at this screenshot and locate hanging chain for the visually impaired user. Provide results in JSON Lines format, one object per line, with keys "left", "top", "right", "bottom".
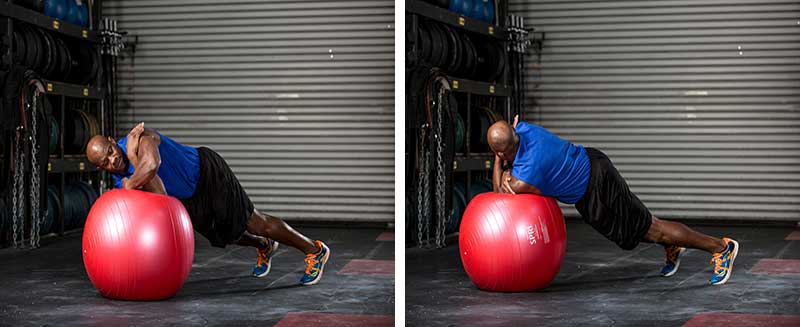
{"left": 12, "top": 127, "right": 25, "bottom": 248}
{"left": 29, "top": 93, "right": 41, "bottom": 248}
{"left": 433, "top": 86, "right": 447, "bottom": 248}
{"left": 417, "top": 132, "right": 431, "bottom": 248}
{"left": 416, "top": 129, "right": 426, "bottom": 247}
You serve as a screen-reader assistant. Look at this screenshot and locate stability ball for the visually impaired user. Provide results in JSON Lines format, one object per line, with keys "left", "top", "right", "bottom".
{"left": 82, "top": 189, "right": 194, "bottom": 301}
{"left": 459, "top": 192, "right": 567, "bottom": 292}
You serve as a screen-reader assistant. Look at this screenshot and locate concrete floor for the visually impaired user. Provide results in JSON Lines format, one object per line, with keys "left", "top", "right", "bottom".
{"left": 0, "top": 227, "right": 395, "bottom": 326}
{"left": 407, "top": 221, "right": 800, "bottom": 327}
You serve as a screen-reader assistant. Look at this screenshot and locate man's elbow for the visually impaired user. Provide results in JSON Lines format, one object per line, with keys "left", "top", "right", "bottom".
{"left": 141, "top": 160, "right": 160, "bottom": 176}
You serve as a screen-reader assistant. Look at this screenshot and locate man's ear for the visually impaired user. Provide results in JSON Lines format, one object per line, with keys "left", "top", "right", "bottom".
{"left": 107, "top": 136, "right": 115, "bottom": 143}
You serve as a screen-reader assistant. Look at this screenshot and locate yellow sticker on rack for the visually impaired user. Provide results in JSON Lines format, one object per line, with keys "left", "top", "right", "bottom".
{"left": 489, "top": 85, "right": 495, "bottom": 94}
{"left": 458, "top": 17, "right": 465, "bottom": 26}
{"left": 82, "top": 30, "right": 88, "bottom": 38}
{"left": 83, "top": 88, "right": 89, "bottom": 96}
{"left": 79, "top": 162, "right": 85, "bottom": 171}
{"left": 46, "top": 83, "right": 53, "bottom": 92}
{"left": 48, "top": 163, "right": 52, "bottom": 172}
{"left": 485, "top": 160, "right": 491, "bottom": 169}
{"left": 53, "top": 20, "right": 60, "bottom": 30}
{"left": 452, "top": 80, "right": 460, "bottom": 89}
{"left": 453, "top": 161, "right": 458, "bottom": 170}
{"left": 488, "top": 26, "right": 494, "bottom": 35}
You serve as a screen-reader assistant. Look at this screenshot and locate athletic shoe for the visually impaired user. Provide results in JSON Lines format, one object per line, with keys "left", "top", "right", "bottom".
{"left": 252, "top": 239, "right": 278, "bottom": 278}
{"left": 300, "top": 240, "right": 330, "bottom": 286}
{"left": 660, "top": 245, "right": 686, "bottom": 277}
{"left": 709, "top": 237, "right": 739, "bottom": 286}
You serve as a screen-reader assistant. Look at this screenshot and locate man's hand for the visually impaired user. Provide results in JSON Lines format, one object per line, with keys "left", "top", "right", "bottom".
{"left": 122, "top": 177, "right": 134, "bottom": 190}
{"left": 122, "top": 125, "right": 162, "bottom": 191}
{"left": 122, "top": 176, "right": 166, "bottom": 195}
{"left": 126, "top": 122, "right": 145, "bottom": 165}
{"left": 500, "top": 170, "right": 516, "bottom": 195}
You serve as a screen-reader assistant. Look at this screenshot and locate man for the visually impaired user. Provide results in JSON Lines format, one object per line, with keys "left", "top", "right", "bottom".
{"left": 86, "top": 123, "right": 330, "bottom": 285}
{"left": 487, "top": 117, "right": 738, "bottom": 285}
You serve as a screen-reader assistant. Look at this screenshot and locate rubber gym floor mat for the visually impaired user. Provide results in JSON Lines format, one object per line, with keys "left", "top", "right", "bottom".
{"left": 406, "top": 221, "right": 800, "bottom": 327}
{"left": 0, "top": 227, "right": 394, "bottom": 326}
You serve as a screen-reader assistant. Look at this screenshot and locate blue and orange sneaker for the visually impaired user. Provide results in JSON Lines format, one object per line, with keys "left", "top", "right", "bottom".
{"left": 660, "top": 245, "right": 686, "bottom": 277}
{"left": 300, "top": 240, "right": 330, "bottom": 286}
{"left": 709, "top": 237, "right": 739, "bottom": 285}
{"left": 252, "top": 239, "right": 278, "bottom": 278}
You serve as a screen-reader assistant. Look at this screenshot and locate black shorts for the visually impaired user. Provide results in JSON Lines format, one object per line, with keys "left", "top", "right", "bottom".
{"left": 181, "top": 147, "right": 253, "bottom": 248}
{"left": 574, "top": 148, "right": 652, "bottom": 250}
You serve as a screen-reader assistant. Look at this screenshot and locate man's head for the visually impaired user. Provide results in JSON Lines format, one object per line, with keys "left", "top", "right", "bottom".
{"left": 86, "top": 135, "right": 127, "bottom": 173}
{"left": 487, "top": 120, "right": 519, "bottom": 162}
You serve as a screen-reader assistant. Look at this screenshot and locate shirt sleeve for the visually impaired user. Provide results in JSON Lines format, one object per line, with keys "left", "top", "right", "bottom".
{"left": 117, "top": 136, "right": 128, "bottom": 156}
{"left": 511, "top": 153, "right": 536, "bottom": 188}
{"left": 510, "top": 122, "right": 539, "bottom": 188}
{"left": 113, "top": 174, "right": 123, "bottom": 189}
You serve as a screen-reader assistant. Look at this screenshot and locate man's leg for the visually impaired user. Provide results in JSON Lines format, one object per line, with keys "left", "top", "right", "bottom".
{"left": 235, "top": 231, "right": 268, "bottom": 249}
{"left": 238, "top": 228, "right": 279, "bottom": 278}
{"left": 246, "top": 209, "right": 330, "bottom": 285}
{"left": 245, "top": 210, "right": 319, "bottom": 254}
{"left": 643, "top": 216, "right": 727, "bottom": 254}
{"left": 644, "top": 216, "right": 739, "bottom": 285}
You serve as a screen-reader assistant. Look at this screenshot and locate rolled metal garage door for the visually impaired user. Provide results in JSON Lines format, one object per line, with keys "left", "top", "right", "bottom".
{"left": 102, "top": 0, "right": 395, "bottom": 222}
{"left": 510, "top": 0, "right": 800, "bottom": 221}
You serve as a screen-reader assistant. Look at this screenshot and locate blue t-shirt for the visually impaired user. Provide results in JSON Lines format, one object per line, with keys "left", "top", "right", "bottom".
{"left": 511, "top": 122, "right": 590, "bottom": 204}
{"left": 113, "top": 132, "right": 200, "bottom": 199}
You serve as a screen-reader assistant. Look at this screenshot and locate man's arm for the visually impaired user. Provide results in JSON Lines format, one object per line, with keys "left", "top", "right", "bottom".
{"left": 500, "top": 170, "right": 542, "bottom": 195}
{"left": 123, "top": 129, "right": 162, "bottom": 191}
{"left": 492, "top": 115, "right": 520, "bottom": 192}
{"left": 492, "top": 154, "right": 504, "bottom": 192}
{"left": 141, "top": 175, "right": 167, "bottom": 195}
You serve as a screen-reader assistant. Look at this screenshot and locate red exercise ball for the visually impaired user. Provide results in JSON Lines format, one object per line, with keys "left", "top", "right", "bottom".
{"left": 82, "top": 189, "right": 194, "bottom": 301}
{"left": 459, "top": 192, "right": 567, "bottom": 292}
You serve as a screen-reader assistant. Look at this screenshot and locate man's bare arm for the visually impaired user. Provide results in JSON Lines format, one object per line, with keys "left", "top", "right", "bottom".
{"left": 510, "top": 176, "right": 542, "bottom": 195}
{"left": 494, "top": 115, "right": 520, "bottom": 192}
{"left": 492, "top": 154, "right": 504, "bottom": 192}
{"left": 123, "top": 129, "right": 162, "bottom": 190}
{"left": 500, "top": 170, "right": 542, "bottom": 195}
{"left": 141, "top": 175, "right": 167, "bottom": 195}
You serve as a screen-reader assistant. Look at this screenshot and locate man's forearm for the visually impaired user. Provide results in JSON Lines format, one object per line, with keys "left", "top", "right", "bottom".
{"left": 140, "top": 174, "right": 167, "bottom": 195}
{"left": 125, "top": 130, "right": 162, "bottom": 190}
{"left": 510, "top": 178, "right": 542, "bottom": 195}
{"left": 492, "top": 154, "right": 503, "bottom": 192}
{"left": 125, "top": 161, "right": 158, "bottom": 190}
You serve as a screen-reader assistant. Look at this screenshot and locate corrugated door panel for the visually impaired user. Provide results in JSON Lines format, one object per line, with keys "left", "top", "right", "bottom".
{"left": 510, "top": 0, "right": 800, "bottom": 221}
{"left": 103, "top": 0, "right": 395, "bottom": 222}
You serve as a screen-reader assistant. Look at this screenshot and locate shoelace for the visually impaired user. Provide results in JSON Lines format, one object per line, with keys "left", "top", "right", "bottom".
{"left": 304, "top": 254, "right": 319, "bottom": 275}
{"left": 256, "top": 248, "right": 268, "bottom": 267}
{"left": 665, "top": 246, "right": 680, "bottom": 264}
{"left": 710, "top": 252, "right": 728, "bottom": 276}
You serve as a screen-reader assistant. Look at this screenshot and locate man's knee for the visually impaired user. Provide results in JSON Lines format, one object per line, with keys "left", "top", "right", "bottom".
{"left": 246, "top": 211, "right": 267, "bottom": 234}
{"left": 246, "top": 210, "right": 282, "bottom": 236}
{"left": 644, "top": 216, "right": 664, "bottom": 243}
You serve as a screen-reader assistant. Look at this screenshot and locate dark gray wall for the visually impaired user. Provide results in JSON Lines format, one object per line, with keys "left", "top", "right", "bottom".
{"left": 103, "top": 0, "right": 395, "bottom": 222}
{"left": 510, "top": 0, "right": 800, "bottom": 220}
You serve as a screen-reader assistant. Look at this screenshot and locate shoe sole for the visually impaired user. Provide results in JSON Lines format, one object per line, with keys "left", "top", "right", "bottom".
{"left": 661, "top": 247, "right": 686, "bottom": 277}
{"left": 254, "top": 242, "right": 279, "bottom": 278}
{"left": 302, "top": 243, "right": 330, "bottom": 286}
{"left": 710, "top": 239, "right": 738, "bottom": 286}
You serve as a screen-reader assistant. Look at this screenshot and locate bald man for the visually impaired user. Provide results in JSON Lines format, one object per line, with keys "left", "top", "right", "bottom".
{"left": 86, "top": 123, "right": 330, "bottom": 285}
{"left": 487, "top": 117, "right": 739, "bottom": 285}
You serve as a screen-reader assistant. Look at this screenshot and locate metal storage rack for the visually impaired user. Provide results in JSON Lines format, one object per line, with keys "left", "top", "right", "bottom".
{"left": 1, "top": 0, "right": 109, "bottom": 245}
{"left": 406, "top": 0, "right": 518, "bottom": 247}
